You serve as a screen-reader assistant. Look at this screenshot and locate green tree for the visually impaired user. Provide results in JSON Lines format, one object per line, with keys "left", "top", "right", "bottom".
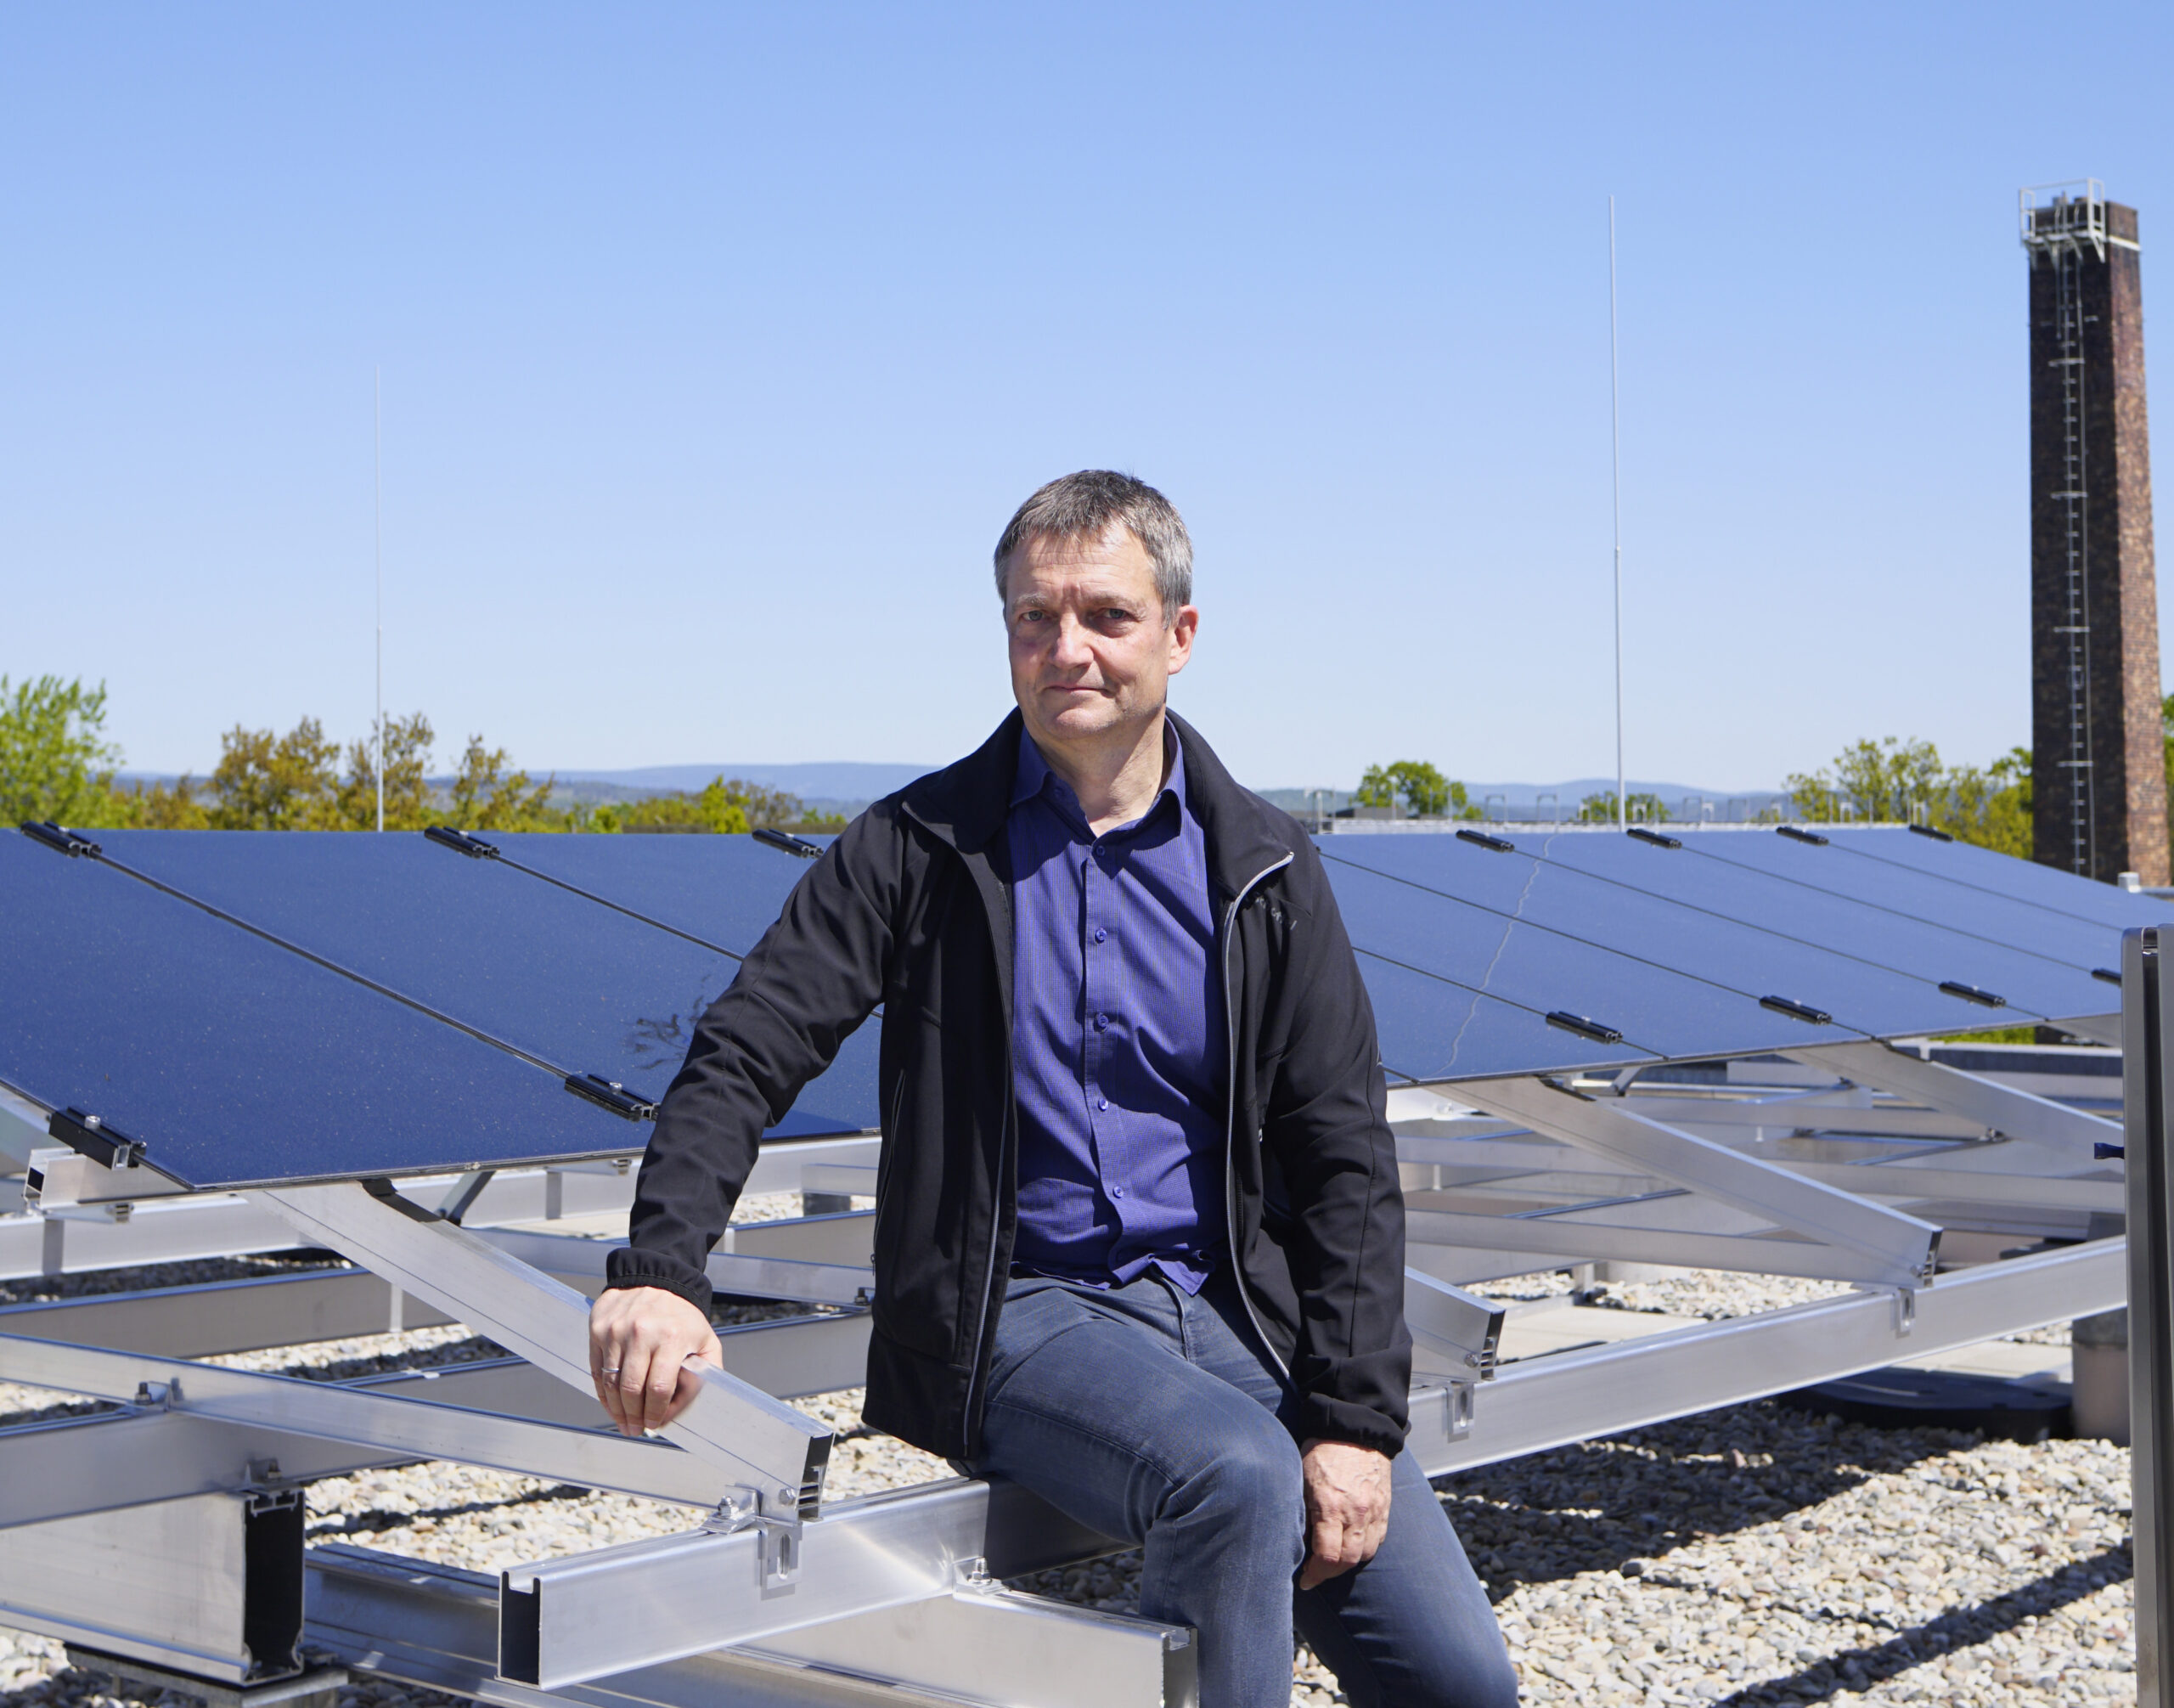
{"left": 1355, "top": 760, "right": 1481, "bottom": 820}
{"left": 693, "top": 777, "right": 755, "bottom": 834}
{"left": 98, "top": 775, "right": 212, "bottom": 829}
{"left": 446, "top": 736, "right": 558, "bottom": 831}
{"left": 1786, "top": 736, "right": 1943, "bottom": 823}
{"left": 210, "top": 718, "right": 341, "bottom": 830}
{"left": 1928, "top": 747, "right": 2030, "bottom": 858}
{"left": 0, "top": 675, "right": 124, "bottom": 826}
{"left": 335, "top": 713, "right": 436, "bottom": 831}
{"left": 616, "top": 792, "right": 707, "bottom": 830}
{"left": 2164, "top": 693, "right": 2174, "bottom": 849}
{"left": 1785, "top": 734, "right": 2030, "bottom": 857}
{"left": 1576, "top": 792, "right": 1671, "bottom": 825}
{"left": 610, "top": 776, "right": 846, "bottom": 834}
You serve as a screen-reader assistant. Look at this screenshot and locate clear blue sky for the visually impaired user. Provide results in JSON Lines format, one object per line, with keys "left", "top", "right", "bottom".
{"left": 3, "top": 4, "right": 2169, "bottom": 793}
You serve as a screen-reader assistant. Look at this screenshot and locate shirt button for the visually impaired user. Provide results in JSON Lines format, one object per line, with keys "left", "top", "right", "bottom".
{"left": 1112, "top": 1185, "right": 1125, "bottom": 1198}
{"left": 1097, "top": 1097, "right": 1109, "bottom": 1112}
{"left": 1094, "top": 1013, "right": 1109, "bottom": 1031}
{"left": 1094, "top": 927, "right": 1107, "bottom": 944}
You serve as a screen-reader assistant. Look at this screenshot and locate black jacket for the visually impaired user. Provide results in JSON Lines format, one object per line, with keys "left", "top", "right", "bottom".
{"left": 606, "top": 709, "right": 1413, "bottom": 1460}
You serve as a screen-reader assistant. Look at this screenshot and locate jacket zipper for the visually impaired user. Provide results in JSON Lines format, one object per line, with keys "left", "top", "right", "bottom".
{"left": 1222, "top": 853, "right": 1295, "bottom": 1380}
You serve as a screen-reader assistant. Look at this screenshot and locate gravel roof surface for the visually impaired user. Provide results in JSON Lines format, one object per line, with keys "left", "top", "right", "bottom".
{"left": 0, "top": 1262, "right": 2137, "bottom": 1707}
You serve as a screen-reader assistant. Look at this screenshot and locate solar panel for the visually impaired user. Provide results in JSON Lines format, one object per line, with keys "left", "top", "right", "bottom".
{"left": 1700, "top": 834, "right": 2129, "bottom": 972}
{"left": 1833, "top": 826, "right": 2174, "bottom": 933}
{"left": 88, "top": 831, "right": 879, "bottom": 1140}
{"left": 1324, "top": 859, "right": 1844, "bottom": 1061}
{"left": 0, "top": 834, "right": 638, "bottom": 1190}
{"left": 1355, "top": 953, "right": 1659, "bottom": 1083}
{"left": 1674, "top": 832, "right": 2120, "bottom": 1017}
{"left": 452, "top": 832, "right": 878, "bottom": 1134}
{"left": 1377, "top": 827, "right": 2097, "bottom": 1023}
{"left": 474, "top": 832, "right": 824, "bottom": 958}
{"left": 1320, "top": 837, "right": 1976, "bottom": 1038}
{"left": 1478, "top": 831, "right": 2092, "bottom": 1023}
{"left": 14, "top": 814, "right": 2141, "bottom": 1182}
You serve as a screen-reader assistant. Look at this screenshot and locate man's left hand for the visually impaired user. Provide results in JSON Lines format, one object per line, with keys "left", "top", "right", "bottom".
{"left": 1298, "top": 1439, "right": 1393, "bottom": 1588}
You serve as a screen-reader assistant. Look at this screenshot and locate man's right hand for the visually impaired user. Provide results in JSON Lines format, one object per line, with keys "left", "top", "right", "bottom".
{"left": 588, "top": 1285, "right": 724, "bottom": 1436}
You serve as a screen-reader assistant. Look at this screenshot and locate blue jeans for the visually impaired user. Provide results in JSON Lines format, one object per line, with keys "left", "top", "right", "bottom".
{"left": 974, "top": 1271, "right": 1518, "bottom": 1708}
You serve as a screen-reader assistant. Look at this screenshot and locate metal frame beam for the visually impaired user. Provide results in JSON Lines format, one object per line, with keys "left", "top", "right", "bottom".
{"left": 0, "top": 1196, "right": 299, "bottom": 1282}
{"left": 2122, "top": 929, "right": 2172, "bottom": 1708}
{"left": 476, "top": 1227, "right": 871, "bottom": 1309}
{"left": 0, "top": 1334, "right": 748, "bottom": 1510}
{"left": 307, "top": 1542, "right": 1191, "bottom": 1708}
{"left": 1406, "top": 1236, "right": 2125, "bottom": 1474}
{"left": 0, "top": 1267, "right": 451, "bottom": 1356}
{"left": 1784, "top": 1040, "right": 2120, "bottom": 1153}
{"left": 1405, "top": 1208, "right": 1884, "bottom": 1282}
{"left": 498, "top": 1477, "right": 1121, "bottom": 1691}
{"left": 1460, "top": 1075, "right": 1940, "bottom": 1285}
{"left": 0, "top": 1314, "right": 872, "bottom": 1533}
{"left": 252, "top": 1181, "right": 830, "bottom": 1521}
{"left": 0, "top": 1490, "right": 305, "bottom": 1686}
{"left": 0, "top": 1408, "right": 407, "bottom": 1532}
{"left": 1403, "top": 1269, "right": 1502, "bottom": 1384}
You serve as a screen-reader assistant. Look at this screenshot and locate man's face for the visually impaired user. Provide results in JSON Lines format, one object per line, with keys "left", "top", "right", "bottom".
{"left": 1003, "top": 527, "right": 1197, "bottom": 753}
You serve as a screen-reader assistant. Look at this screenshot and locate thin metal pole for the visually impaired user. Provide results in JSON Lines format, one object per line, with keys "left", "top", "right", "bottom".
{"left": 1609, "top": 198, "right": 1625, "bottom": 831}
{"left": 374, "top": 368, "right": 385, "bottom": 834}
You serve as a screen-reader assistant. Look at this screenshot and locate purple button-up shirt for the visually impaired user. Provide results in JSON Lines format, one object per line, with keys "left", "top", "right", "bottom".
{"left": 1007, "top": 726, "right": 1225, "bottom": 1293}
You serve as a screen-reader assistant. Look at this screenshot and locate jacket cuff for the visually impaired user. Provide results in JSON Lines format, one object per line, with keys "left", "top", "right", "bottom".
{"left": 605, "top": 1247, "right": 714, "bottom": 1318}
{"left": 1296, "top": 1392, "right": 1409, "bottom": 1458}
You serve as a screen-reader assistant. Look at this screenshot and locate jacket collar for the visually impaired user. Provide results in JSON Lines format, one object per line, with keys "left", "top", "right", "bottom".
{"left": 901, "top": 706, "right": 1299, "bottom": 900}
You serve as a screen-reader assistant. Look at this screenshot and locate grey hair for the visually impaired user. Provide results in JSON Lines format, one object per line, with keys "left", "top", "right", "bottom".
{"left": 993, "top": 470, "right": 1193, "bottom": 615}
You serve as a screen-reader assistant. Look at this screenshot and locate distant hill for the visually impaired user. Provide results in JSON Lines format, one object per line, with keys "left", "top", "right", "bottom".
{"left": 119, "top": 760, "right": 1790, "bottom": 825}
{"left": 549, "top": 762, "right": 934, "bottom": 816}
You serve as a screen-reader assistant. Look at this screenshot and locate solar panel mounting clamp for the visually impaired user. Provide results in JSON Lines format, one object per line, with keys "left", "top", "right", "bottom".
{"left": 48, "top": 1107, "right": 145, "bottom": 1170}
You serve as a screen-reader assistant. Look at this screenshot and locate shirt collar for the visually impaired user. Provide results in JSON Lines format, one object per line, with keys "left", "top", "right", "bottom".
{"left": 1011, "top": 722, "right": 1186, "bottom": 832}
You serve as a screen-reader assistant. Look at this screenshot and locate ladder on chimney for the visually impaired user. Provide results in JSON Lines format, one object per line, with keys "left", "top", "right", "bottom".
{"left": 2022, "top": 183, "right": 2108, "bottom": 879}
{"left": 2053, "top": 239, "right": 2093, "bottom": 878}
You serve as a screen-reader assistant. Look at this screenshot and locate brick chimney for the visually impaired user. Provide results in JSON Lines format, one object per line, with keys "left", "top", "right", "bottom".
{"left": 2024, "top": 184, "right": 2164, "bottom": 884}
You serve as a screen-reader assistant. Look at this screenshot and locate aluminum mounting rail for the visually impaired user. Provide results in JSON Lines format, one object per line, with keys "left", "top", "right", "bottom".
{"left": 1405, "top": 1235, "right": 2126, "bottom": 1474}
{"left": 0, "top": 1267, "right": 870, "bottom": 1395}
{"left": 308, "top": 1540, "right": 1192, "bottom": 1708}
{"left": 1405, "top": 1208, "right": 1878, "bottom": 1283}
{"left": 0, "top": 1334, "right": 752, "bottom": 1513}
{"left": 497, "top": 1476, "right": 1127, "bottom": 1691}
{"left": 2120, "top": 927, "right": 2172, "bottom": 1707}
{"left": 479, "top": 1226, "right": 873, "bottom": 1310}
{"left": 254, "top": 1180, "right": 831, "bottom": 1524}
{"left": 0, "top": 1316, "right": 874, "bottom": 1534}
{"left": 1404, "top": 1269, "right": 1503, "bottom": 1384}
{"left": 1462, "top": 1074, "right": 1940, "bottom": 1287}
{"left": 1782, "top": 1040, "right": 2120, "bottom": 1153}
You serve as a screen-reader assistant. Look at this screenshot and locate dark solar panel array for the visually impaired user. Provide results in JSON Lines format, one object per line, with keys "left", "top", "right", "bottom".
{"left": 1319, "top": 825, "right": 2160, "bottom": 1085}
{"left": 0, "top": 820, "right": 2154, "bottom": 1188}
{"left": 0, "top": 828, "right": 877, "bottom": 1190}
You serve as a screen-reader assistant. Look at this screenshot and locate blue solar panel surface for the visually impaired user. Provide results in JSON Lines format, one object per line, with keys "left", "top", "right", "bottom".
{"left": 89, "top": 831, "right": 876, "bottom": 1140}
{"left": 1326, "top": 859, "right": 1841, "bottom": 1061}
{"left": 2, "top": 820, "right": 2142, "bottom": 1187}
{"left": 1678, "top": 834, "right": 2123, "bottom": 1015}
{"left": 1356, "top": 954, "right": 1660, "bottom": 1083}
{"left": 1320, "top": 837, "right": 1975, "bottom": 1038}
{"left": 1323, "top": 830, "right": 2124, "bottom": 1028}
{"left": 1832, "top": 827, "right": 2174, "bottom": 933}
{"left": 482, "top": 832, "right": 821, "bottom": 955}
{"left": 0, "top": 835, "right": 637, "bottom": 1189}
